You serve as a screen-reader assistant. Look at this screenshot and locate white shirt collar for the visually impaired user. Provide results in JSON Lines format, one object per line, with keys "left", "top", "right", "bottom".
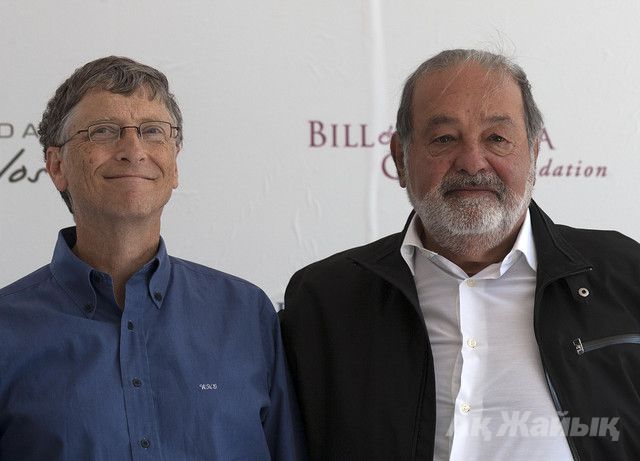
{"left": 400, "top": 208, "right": 537, "bottom": 277}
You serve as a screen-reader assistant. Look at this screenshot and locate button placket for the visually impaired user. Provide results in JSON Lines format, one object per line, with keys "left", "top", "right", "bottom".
{"left": 119, "top": 299, "right": 157, "bottom": 457}
{"left": 456, "top": 275, "right": 485, "bottom": 441}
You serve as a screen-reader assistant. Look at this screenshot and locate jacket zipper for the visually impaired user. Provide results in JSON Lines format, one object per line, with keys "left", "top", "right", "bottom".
{"left": 572, "top": 334, "right": 640, "bottom": 355}
{"left": 536, "top": 267, "right": 592, "bottom": 461}
{"left": 543, "top": 371, "right": 581, "bottom": 461}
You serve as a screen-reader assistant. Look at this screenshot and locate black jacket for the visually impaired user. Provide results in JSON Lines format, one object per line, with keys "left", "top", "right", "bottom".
{"left": 280, "top": 201, "right": 640, "bottom": 460}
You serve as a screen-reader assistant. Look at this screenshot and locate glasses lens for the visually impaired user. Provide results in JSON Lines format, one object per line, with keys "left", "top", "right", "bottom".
{"left": 87, "top": 123, "right": 120, "bottom": 142}
{"left": 140, "top": 122, "right": 170, "bottom": 142}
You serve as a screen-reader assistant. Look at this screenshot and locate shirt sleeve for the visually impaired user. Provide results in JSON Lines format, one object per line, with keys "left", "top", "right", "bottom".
{"left": 260, "top": 295, "right": 309, "bottom": 461}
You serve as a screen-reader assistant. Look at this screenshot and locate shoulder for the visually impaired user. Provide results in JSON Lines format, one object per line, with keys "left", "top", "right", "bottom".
{"left": 284, "top": 233, "right": 403, "bottom": 314}
{"left": 0, "top": 265, "right": 52, "bottom": 301}
{"left": 555, "top": 224, "right": 640, "bottom": 259}
{"left": 531, "top": 202, "right": 640, "bottom": 269}
{"left": 289, "top": 232, "right": 401, "bottom": 285}
{"left": 549, "top": 223, "right": 640, "bottom": 277}
{"left": 168, "top": 256, "right": 274, "bottom": 313}
{"left": 170, "top": 256, "right": 260, "bottom": 288}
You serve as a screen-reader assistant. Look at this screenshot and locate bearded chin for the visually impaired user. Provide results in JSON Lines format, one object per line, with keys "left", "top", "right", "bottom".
{"left": 407, "top": 167, "right": 535, "bottom": 256}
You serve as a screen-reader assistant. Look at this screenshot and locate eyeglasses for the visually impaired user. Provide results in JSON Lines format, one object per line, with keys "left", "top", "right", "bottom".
{"left": 57, "top": 121, "right": 181, "bottom": 147}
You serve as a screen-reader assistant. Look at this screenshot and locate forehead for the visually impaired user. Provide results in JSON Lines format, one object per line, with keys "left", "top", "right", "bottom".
{"left": 412, "top": 62, "right": 525, "bottom": 125}
{"left": 70, "top": 87, "right": 171, "bottom": 127}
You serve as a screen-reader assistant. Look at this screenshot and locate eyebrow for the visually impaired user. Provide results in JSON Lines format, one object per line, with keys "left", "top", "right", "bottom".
{"left": 84, "top": 118, "right": 115, "bottom": 125}
{"left": 426, "top": 114, "right": 458, "bottom": 129}
{"left": 485, "top": 115, "right": 516, "bottom": 127}
{"left": 425, "top": 114, "right": 517, "bottom": 130}
{"left": 83, "top": 117, "right": 169, "bottom": 127}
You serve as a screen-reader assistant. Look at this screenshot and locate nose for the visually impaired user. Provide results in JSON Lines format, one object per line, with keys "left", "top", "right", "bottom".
{"left": 452, "top": 139, "right": 490, "bottom": 175}
{"left": 115, "top": 127, "right": 146, "bottom": 162}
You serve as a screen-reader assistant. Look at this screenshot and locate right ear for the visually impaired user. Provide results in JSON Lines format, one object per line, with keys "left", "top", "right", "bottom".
{"left": 45, "top": 147, "right": 68, "bottom": 192}
{"left": 390, "top": 132, "right": 407, "bottom": 188}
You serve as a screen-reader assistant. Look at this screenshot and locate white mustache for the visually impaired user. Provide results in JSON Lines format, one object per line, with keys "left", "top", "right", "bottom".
{"left": 439, "top": 172, "right": 507, "bottom": 200}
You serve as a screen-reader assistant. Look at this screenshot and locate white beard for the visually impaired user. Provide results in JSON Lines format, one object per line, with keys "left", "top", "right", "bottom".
{"left": 407, "top": 162, "right": 536, "bottom": 257}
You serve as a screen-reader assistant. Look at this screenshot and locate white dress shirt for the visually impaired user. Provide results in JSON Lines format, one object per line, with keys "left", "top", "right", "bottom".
{"left": 400, "top": 210, "right": 573, "bottom": 460}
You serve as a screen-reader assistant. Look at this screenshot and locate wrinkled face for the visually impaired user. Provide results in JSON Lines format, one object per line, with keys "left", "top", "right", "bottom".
{"left": 46, "top": 87, "right": 180, "bottom": 225}
{"left": 394, "top": 62, "right": 537, "bottom": 249}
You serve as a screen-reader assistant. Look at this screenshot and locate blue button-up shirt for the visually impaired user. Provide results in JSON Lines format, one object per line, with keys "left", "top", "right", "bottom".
{"left": 0, "top": 228, "right": 306, "bottom": 460}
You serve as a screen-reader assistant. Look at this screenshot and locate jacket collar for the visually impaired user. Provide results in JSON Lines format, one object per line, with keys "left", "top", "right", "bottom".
{"left": 347, "top": 212, "right": 420, "bottom": 309}
{"left": 528, "top": 201, "right": 593, "bottom": 305}
{"left": 347, "top": 200, "right": 592, "bottom": 308}
{"left": 528, "top": 200, "right": 592, "bottom": 283}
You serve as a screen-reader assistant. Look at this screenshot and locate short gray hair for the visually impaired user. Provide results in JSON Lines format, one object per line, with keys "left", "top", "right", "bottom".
{"left": 38, "top": 56, "right": 183, "bottom": 213}
{"left": 395, "top": 49, "right": 543, "bottom": 152}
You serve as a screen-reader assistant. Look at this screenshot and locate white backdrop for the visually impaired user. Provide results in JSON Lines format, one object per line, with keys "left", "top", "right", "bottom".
{"left": 2, "top": 1, "right": 639, "bottom": 306}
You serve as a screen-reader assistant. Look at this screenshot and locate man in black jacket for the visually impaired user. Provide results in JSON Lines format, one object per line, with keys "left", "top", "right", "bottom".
{"left": 280, "top": 49, "right": 640, "bottom": 460}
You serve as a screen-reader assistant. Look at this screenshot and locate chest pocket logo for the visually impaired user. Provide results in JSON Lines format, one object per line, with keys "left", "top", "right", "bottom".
{"left": 198, "top": 383, "right": 218, "bottom": 390}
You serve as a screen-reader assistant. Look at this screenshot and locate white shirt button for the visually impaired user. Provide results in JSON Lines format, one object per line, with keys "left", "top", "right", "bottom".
{"left": 467, "top": 338, "right": 477, "bottom": 349}
{"left": 465, "top": 279, "right": 476, "bottom": 287}
{"left": 461, "top": 402, "right": 471, "bottom": 413}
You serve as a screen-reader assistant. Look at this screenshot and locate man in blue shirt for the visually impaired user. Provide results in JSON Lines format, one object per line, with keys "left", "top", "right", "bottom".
{"left": 0, "top": 56, "right": 306, "bottom": 460}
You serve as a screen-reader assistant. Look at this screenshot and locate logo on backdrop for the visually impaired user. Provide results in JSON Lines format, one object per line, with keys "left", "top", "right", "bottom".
{"left": 307, "top": 120, "right": 608, "bottom": 180}
{"left": 0, "top": 122, "right": 47, "bottom": 184}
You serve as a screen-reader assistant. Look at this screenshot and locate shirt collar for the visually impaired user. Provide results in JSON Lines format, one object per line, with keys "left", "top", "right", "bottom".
{"left": 400, "top": 209, "right": 537, "bottom": 277}
{"left": 505, "top": 208, "right": 537, "bottom": 273}
{"left": 50, "top": 227, "right": 172, "bottom": 317}
{"left": 400, "top": 214, "right": 429, "bottom": 276}
{"left": 149, "top": 237, "right": 171, "bottom": 309}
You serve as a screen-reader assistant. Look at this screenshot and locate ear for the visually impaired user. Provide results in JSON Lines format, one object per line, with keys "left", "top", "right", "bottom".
{"left": 390, "top": 132, "right": 407, "bottom": 188}
{"left": 532, "top": 139, "right": 540, "bottom": 163}
{"left": 172, "top": 144, "right": 180, "bottom": 189}
{"left": 45, "top": 147, "right": 68, "bottom": 192}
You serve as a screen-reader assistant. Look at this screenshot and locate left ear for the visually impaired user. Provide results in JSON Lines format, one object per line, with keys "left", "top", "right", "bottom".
{"left": 46, "top": 146, "right": 68, "bottom": 192}
{"left": 390, "top": 132, "right": 408, "bottom": 188}
{"left": 172, "top": 145, "right": 180, "bottom": 189}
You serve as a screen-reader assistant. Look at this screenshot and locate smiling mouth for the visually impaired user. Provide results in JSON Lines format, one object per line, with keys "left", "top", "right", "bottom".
{"left": 104, "top": 175, "right": 155, "bottom": 180}
{"left": 445, "top": 188, "right": 497, "bottom": 196}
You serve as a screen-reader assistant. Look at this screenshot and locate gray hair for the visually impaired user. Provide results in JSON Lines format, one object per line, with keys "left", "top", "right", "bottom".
{"left": 395, "top": 49, "right": 543, "bottom": 154}
{"left": 38, "top": 56, "right": 183, "bottom": 213}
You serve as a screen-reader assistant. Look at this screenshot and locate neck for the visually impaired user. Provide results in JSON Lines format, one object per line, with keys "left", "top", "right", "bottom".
{"left": 72, "top": 216, "right": 161, "bottom": 309}
{"left": 418, "top": 214, "right": 526, "bottom": 276}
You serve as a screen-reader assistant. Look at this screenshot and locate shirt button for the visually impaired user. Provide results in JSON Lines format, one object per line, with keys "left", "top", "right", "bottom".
{"left": 467, "top": 338, "right": 477, "bottom": 349}
{"left": 140, "top": 438, "right": 151, "bottom": 449}
{"left": 153, "top": 292, "right": 163, "bottom": 301}
{"left": 132, "top": 378, "right": 143, "bottom": 387}
{"left": 83, "top": 303, "right": 94, "bottom": 313}
{"left": 127, "top": 321, "right": 134, "bottom": 330}
{"left": 461, "top": 403, "right": 471, "bottom": 414}
{"left": 465, "top": 279, "right": 476, "bottom": 287}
